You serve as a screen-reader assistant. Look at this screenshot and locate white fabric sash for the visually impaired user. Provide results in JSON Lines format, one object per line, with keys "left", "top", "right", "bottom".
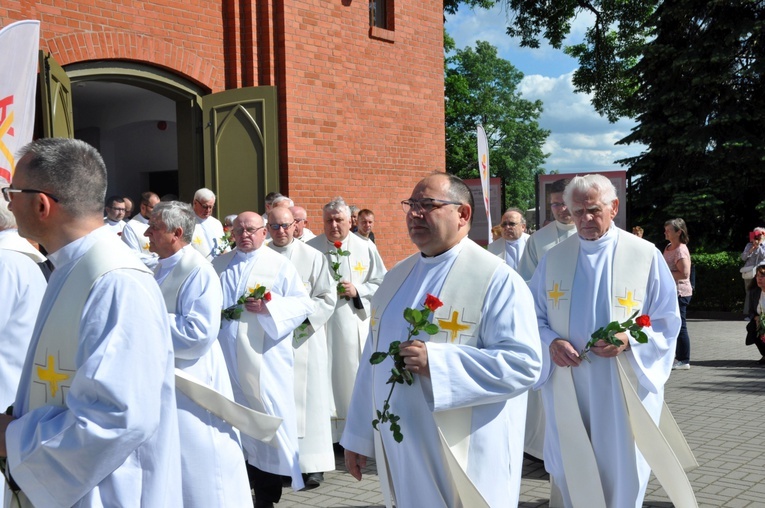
{"left": 160, "top": 248, "right": 281, "bottom": 443}
{"left": 544, "top": 230, "right": 698, "bottom": 507}
{"left": 28, "top": 242, "right": 148, "bottom": 411}
{"left": 0, "top": 233, "right": 45, "bottom": 263}
{"left": 369, "top": 240, "right": 499, "bottom": 508}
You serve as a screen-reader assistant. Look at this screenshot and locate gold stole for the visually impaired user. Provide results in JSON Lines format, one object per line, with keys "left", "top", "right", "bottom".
{"left": 544, "top": 230, "right": 698, "bottom": 508}
{"left": 368, "top": 240, "right": 498, "bottom": 508}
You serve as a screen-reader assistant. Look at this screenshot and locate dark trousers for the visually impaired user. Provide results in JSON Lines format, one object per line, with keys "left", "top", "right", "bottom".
{"left": 675, "top": 295, "right": 691, "bottom": 362}
{"left": 247, "top": 462, "right": 282, "bottom": 504}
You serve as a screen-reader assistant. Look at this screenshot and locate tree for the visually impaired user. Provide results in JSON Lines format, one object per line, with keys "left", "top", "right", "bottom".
{"left": 445, "top": 39, "right": 549, "bottom": 210}
{"left": 618, "top": 0, "right": 765, "bottom": 251}
{"left": 499, "top": 0, "right": 765, "bottom": 250}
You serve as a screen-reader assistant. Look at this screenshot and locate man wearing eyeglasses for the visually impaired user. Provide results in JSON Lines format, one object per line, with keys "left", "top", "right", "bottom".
{"left": 307, "top": 197, "right": 386, "bottom": 443}
{"left": 103, "top": 195, "right": 127, "bottom": 235}
{"left": 342, "top": 173, "right": 542, "bottom": 507}
{"left": 191, "top": 187, "right": 226, "bottom": 260}
{"left": 121, "top": 190, "right": 161, "bottom": 269}
{"left": 518, "top": 178, "right": 576, "bottom": 283}
{"left": 0, "top": 138, "right": 181, "bottom": 507}
{"left": 488, "top": 207, "right": 529, "bottom": 271}
{"left": 268, "top": 206, "right": 337, "bottom": 488}
{"left": 529, "top": 175, "right": 688, "bottom": 508}
{"left": 290, "top": 206, "right": 316, "bottom": 242}
{"left": 213, "top": 211, "right": 313, "bottom": 507}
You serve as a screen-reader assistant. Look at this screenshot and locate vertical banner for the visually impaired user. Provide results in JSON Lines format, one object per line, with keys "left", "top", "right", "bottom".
{"left": 0, "top": 20, "right": 40, "bottom": 182}
{"left": 476, "top": 124, "right": 492, "bottom": 242}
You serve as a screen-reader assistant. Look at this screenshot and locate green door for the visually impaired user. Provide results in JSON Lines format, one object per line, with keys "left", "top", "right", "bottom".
{"left": 201, "top": 86, "right": 279, "bottom": 218}
{"left": 39, "top": 52, "right": 74, "bottom": 138}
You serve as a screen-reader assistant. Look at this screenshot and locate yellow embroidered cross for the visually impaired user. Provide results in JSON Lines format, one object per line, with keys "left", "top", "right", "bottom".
{"left": 438, "top": 311, "right": 471, "bottom": 342}
{"left": 548, "top": 282, "right": 566, "bottom": 308}
{"left": 142, "top": 240, "right": 151, "bottom": 252}
{"left": 37, "top": 355, "right": 70, "bottom": 399}
{"left": 617, "top": 290, "right": 640, "bottom": 316}
{"left": 352, "top": 261, "right": 367, "bottom": 277}
{"left": 370, "top": 307, "right": 378, "bottom": 328}
{"left": 193, "top": 235, "right": 203, "bottom": 246}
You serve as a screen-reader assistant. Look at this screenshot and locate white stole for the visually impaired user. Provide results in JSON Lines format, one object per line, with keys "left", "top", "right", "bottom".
{"left": 544, "top": 230, "right": 698, "bottom": 508}
{"left": 0, "top": 233, "right": 46, "bottom": 263}
{"left": 369, "top": 240, "right": 499, "bottom": 508}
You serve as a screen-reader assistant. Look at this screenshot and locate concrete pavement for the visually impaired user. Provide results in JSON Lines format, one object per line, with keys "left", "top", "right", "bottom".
{"left": 277, "top": 319, "right": 765, "bottom": 507}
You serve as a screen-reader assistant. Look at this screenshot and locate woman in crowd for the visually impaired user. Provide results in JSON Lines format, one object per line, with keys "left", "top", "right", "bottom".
{"left": 664, "top": 218, "right": 693, "bottom": 370}
{"left": 745, "top": 261, "right": 765, "bottom": 364}
{"left": 740, "top": 227, "right": 765, "bottom": 315}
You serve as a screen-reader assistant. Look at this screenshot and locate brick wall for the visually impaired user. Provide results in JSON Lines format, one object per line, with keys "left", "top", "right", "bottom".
{"left": 3, "top": 0, "right": 446, "bottom": 266}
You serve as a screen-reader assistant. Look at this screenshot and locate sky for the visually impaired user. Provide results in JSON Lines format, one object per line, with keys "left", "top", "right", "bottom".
{"left": 445, "top": 3, "right": 645, "bottom": 174}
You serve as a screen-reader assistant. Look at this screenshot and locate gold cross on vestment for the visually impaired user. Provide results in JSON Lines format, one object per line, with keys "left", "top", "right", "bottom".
{"left": 438, "top": 311, "right": 471, "bottom": 342}
{"left": 193, "top": 235, "right": 203, "bottom": 246}
{"left": 370, "top": 307, "right": 378, "bottom": 328}
{"left": 352, "top": 261, "right": 367, "bottom": 277}
{"left": 37, "top": 355, "right": 70, "bottom": 399}
{"left": 617, "top": 290, "right": 641, "bottom": 316}
{"left": 548, "top": 282, "right": 567, "bottom": 308}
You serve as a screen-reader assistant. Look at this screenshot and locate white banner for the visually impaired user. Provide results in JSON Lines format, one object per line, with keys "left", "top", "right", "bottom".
{"left": 476, "top": 124, "right": 491, "bottom": 242}
{"left": 0, "top": 20, "right": 40, "bottom": 182}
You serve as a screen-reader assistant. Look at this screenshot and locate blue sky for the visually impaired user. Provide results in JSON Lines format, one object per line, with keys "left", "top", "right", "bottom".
{"left": 445, "top": 3, "right": 645, "bottom": 174}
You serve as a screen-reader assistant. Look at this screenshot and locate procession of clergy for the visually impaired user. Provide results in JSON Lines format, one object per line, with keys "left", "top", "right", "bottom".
{"left": 0, "top": 137, "right": 698, "bottom": 508}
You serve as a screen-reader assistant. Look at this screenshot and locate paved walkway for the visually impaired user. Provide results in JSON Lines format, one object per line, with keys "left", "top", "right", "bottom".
{"left": 277, "top": 319, "right": 765, "bottom": 507}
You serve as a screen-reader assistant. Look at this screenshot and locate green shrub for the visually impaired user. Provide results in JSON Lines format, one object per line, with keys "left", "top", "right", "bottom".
{"left": 690, "top": 251, "right": 744, "bottom": 312}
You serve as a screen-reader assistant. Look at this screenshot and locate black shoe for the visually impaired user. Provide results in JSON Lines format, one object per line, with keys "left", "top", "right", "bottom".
{"left": 303, "top": 472, "right": 324, "bottom": 490}
{"left": 254, "top": 500, "right": 274, "bottom": 508}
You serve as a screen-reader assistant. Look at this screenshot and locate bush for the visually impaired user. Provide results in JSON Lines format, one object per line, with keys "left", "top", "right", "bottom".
{"left": 691, "top": 251, "right": 744, "bottom": 312}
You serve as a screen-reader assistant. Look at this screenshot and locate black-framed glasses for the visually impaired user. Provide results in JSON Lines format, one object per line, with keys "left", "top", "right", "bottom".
{"left": 268, "top": 222, "right": 294, "bottom": 231}
{"left": 550, "top": 202, "right": 567, "bottom": 209}
{"left": 2, "top": 187, "right": 60, "bottom": 203}
{"left": 232, "top": 226, "right": 266, "bottom": 236}
{"left": 401, "top": 198, "right": 462, "bottom": 214}
{"left": 195, "top": 200, "right": 214, "bottom": 211}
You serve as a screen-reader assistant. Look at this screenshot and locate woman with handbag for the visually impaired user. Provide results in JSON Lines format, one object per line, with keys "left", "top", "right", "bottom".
{"left": 745, "top": 262, "right": 765, "bottom": 364}
{"left": 741, "top": 228, "right": 765, "bottom": 315}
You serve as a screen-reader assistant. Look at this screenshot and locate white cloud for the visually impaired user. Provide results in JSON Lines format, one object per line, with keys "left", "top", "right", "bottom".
{"left": 446, "top": 4, "right": 645, "bottom": 174}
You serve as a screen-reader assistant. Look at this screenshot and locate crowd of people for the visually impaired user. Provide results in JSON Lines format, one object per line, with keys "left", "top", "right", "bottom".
{"left": 0, "top": 138, "right": 701, "bottom": 508}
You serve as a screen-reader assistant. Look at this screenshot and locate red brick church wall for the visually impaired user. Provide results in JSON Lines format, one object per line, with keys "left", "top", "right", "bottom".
{"left": 2, "top": 0, "right": 446, "bottom": 265}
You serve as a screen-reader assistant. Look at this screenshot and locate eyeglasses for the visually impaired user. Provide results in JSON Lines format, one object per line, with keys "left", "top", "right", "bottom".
{"left": 293, "top": 218, "right": 305, "bottom": 223}
{"left": 232, "top": 226, "right": 266, "bottom": 236}
{"left": 2, "top": 187, "right": 60, "bottom": 203}
{"left": 268, "top": 222, "right": 294, "bottom": 231}
{"left": 550, "top": 202, "right": 567, "bottom": 209}
{"left": 501, "top": 221, "right": 520, "bottom": 227}
{"left": 401, "top": 198, "right": 462, "bottom": 214}
{"left": 195, "top": 200, "right": 214, "bottom": 211}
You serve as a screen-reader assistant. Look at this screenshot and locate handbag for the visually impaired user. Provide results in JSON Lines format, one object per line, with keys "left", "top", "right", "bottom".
{"left": 741, "top": 265, "right": 756, "bottom": 280}
{"left": 746, "top": 317, "right": 758, "bottom": 345}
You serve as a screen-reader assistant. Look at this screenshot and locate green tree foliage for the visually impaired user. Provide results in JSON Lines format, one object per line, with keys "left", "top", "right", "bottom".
{"left": 444, "top": 0, "right": 496, "bottom": 16}
{"left": 445, "top": 40, "right": 549, "bottom": 210}
{"left": 619, "top": 1, "right": 765, "bottom": 251}
{"left": 499, "top": 0, "right": 765, "bottom": 250}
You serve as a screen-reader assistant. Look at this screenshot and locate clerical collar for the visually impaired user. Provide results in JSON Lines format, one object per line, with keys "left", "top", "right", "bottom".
{"left": 269, "top": 240, "right": 294, "bottom": 254}
{"left": 105, "top": 218, "right": 122, "bottom": 226}
{"left": 133, "top": 214, "right": 149, "bottom": 224}
{"left": 233, "top": 247, "right": 260, "bottom": 261}
{"left": 555, "top": 221, "right": 576, "bottom": 231}
{"left": 419, "top": 237, "right": 467, "bottom": 263}
{"left": 578, "top": 224, "right": 617, "bottom": 253}
{"left": 156, "top": 245, "right": 187, "bottom": 270}
{"left": 47, "top": 226, "right": 112, "bottom": 269}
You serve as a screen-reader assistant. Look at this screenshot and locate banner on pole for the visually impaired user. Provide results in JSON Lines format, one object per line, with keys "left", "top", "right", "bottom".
{"left": 0, "top": 20, "right": 40, "bottom": 182}
{"left": 476, "top": 124, "right": 492, "bottom": 242}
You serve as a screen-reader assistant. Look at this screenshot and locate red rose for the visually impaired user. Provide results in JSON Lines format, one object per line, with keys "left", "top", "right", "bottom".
{"left": 263, "top": 291, "right": 272, "bottom": 302}
{"left": 333, "top": 241, "right": 343, "bottom": 249}
{"left": 635, "top": 315, "right": 651, "bottom": 328}
{"left": 424, "top": 294, "right": 444, "bottom": 312}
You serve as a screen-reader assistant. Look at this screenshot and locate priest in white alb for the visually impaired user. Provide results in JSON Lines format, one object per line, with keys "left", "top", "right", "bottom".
{"left": 191, "top": 188, "right": 226, "bottom": 259}
{"left": 146, "top": 201, "right": 251, "bottom": 507}
{"left": 214, "top": 211, "right": 313, "bottom": 507}
{"left": 0, "top": 138, "right": 181, "bottom": 507}
{"left": 268, "top": 206, "right": 337, "bottom": 488}
{"left": 342, "top": 173, "right": 542, "bottom": 507}
{"left": 121, "top": 190, "right": 160, "bottom": 269}
{"left": 488, "top": 207, "right": 529, "bottom": 271}
{"left": 308, "top": 197, "right": 386, "bottom": 442}
{"left": 517, "top": 177, "right": 576, "bottom": 282}
{"left": 529, "top": 175, "right": 695, "bottom": 508}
